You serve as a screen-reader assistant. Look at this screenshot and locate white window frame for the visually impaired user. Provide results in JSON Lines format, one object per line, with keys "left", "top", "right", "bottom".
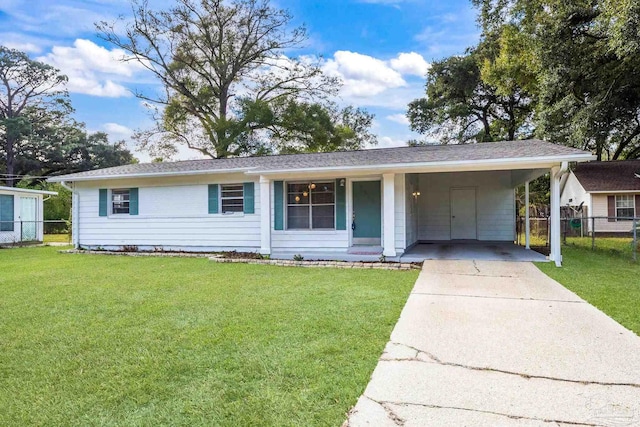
{"left": 615, "top": 194, "right": 635, "bottom": 221}
{"left": 220, "top": 184, "right": 244, "bottom": 214}
{"left": 111, "top": 189, "right": 130, "bottom": 215}
{"left": 285, "top": 180, "right": 336, "bottom": 230}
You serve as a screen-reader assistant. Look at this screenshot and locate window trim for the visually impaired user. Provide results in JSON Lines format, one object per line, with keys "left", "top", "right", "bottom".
{"left": 220, "top": 183, "right": 244, "bottom": 214}
{"left": 285, "top": 180, "right": 336, "bottom": 230}
{"left": 615, "top": 194, "right": 635, "bottom": 221}
{"left": 111, "top": 188, "right": 131, "bottom": 215}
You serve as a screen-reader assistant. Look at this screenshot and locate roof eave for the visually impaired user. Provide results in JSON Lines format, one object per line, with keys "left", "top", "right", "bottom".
{"left": 0, "top": 186, "right": 58, "bottom": 196}
{"left": 47, "top": 167, "right": 258, "bottom": 183}
{"left": 247, "top": 153, "right": 596, "bottom": 176}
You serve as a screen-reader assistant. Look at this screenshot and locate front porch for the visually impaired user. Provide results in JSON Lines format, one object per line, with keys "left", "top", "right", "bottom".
{"left": 271, "top": 241, "right": 547, "bottom": 263}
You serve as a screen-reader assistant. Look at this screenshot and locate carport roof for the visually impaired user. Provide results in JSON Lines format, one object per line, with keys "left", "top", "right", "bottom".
{"left": 48, "top": 139, "right": 593, "bottom": 182}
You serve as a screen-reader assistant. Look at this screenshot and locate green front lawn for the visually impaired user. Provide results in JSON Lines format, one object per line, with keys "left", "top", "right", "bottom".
{"left": 536, "top": 246, "right": 640, "bottom": 335}
{"left": 0, "top": 247, "right": 418, "bottom": 426}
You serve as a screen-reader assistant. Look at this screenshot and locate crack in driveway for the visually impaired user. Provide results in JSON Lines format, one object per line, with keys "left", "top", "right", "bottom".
{"left": 368, "top": 398, "right": 604, "bottom": 426}
{"left": 382, "top": 342, "right": 640, "bottom": 389}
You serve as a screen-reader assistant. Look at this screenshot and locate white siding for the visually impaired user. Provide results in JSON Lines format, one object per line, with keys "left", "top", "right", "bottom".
{"left": 591, "top": 193, "right": 639, "bottom": 233}
{"left": 75, "top": 174, "right": 261, "bottom": 251}
{"left": 417, "top": 171, "right": 515, "bottom": 241}
{"left": 560, "top": 172, "right": 588, "bottom": 207}
{"left": 394, "top": 173, "right": 406, "bottom": 253}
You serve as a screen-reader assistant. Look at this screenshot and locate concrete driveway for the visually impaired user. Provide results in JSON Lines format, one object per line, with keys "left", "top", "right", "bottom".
{"left": 345, "top": 260, "right": 640, "bottom": 427}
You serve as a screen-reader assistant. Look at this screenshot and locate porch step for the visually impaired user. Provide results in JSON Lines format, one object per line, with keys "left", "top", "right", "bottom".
{"left": 347, "top": 246, "right": 383, "bottom": 255}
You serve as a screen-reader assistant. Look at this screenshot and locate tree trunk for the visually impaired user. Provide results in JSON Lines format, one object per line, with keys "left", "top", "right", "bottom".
{"left": 5, "top": 134, "right": 15, "bottom": 187}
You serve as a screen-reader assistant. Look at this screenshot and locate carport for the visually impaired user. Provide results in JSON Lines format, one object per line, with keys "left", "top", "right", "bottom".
{"left": 401, "top": 164, "right": 568, "bottom": 266}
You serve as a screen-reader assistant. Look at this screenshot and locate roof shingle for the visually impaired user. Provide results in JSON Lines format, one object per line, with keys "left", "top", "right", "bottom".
{"left": 573, "top": 160, "right": 640, "bottom": 192}
{"left": 49, "top": 139, "right": 591, "bottom": 181}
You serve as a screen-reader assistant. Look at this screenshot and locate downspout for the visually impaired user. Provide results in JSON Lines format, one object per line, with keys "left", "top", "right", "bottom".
{"left": 60, "top": 181, "right": 79, "bottom": 248}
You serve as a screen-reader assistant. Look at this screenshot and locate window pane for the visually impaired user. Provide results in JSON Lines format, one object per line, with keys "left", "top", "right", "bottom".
{"left": 287, "top": 206, "right": 309, "bottom": 229}
{"left": 222, "top": 199, "right": 244, "bottom": 213}
{"left": 287, "top": 183, "right": 310, "bottom": 205}
{"left": 112, "top": 189, "right": 130, "bottom": 214}
{"left": 312, "top": 183, "right": 335, "bottom": 205}
{"left": 616, "top": 195, "right": 634, "bottom": 208}
{"left": 312, "top": 205, "right": 335, "bottom": 229}
{"left": 617, "top": 208, "right": 634, "bottom": 219}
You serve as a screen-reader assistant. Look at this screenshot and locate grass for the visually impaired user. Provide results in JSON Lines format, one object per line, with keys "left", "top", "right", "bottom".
{"left": 44, "top": 233, "right": 71, "bottom": 243}
{"left": 564, "top": 236, "right": 638, "bottom": 256}
{"left": 536, "top": 246, "right": 640, "bottom": 335}
{"left": 0, "top": 246, "right": 418, "bottom": 426}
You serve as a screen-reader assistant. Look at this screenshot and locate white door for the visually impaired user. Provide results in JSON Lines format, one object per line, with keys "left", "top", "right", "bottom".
{"left": 451, "top": 188, "right": 477, "bottom": 240}
{"left": 20, "top": 197, "right": 37, "bottom": 241}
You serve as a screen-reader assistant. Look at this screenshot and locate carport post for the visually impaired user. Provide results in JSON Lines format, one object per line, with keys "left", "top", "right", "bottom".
{"left": 549, "top": 165, "right": 564, "bottom": 267}
{"left": 525, "top": 181, "right": 530, "bottom": 250}
{"left": 259, "top": 176, "right": 271, "bottom": 255}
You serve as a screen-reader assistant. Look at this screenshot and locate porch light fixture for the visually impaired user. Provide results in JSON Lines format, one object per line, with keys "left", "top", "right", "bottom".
{"left": 339, "top": 179, "right": 345, "bottom": 187}
{"left": 412, "top": 191, "right": 421, "bottom": 199}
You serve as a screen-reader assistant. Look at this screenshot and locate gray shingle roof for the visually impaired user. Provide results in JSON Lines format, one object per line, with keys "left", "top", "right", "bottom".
{"left": 573, "top": 160, "right": 640, "bottom": 192}
{"left": 49, "top": 139, "right": 591, "bottom": 182}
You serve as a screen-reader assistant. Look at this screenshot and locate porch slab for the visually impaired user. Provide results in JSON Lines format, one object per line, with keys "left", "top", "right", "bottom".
{"left": 400, "top": 242, "right": 548, "bottom": 263}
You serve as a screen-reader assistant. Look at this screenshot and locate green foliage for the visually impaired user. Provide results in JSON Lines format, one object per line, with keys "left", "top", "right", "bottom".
{"left": 537, "top": 246, "right": 640, "bottom": 335}
{"left": 99, "top": 0, "right": 375, "bottom": 159}
{"left": 0, "top": 46, "right": 136, "bottom": 186}
{"left": 0, "top": 247, "right": 417, "bottom": 426}
{"left": 408, "top": 42, "right": 535, "bottom": 144}
{"left": 472, "top": 0, "right": 640, "bottom": 160}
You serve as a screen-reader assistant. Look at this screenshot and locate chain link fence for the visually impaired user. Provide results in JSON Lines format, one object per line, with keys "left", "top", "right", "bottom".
{"left": 0, "top": 220, "right": 71, "bottom": 246}
{"left": 517, "top": 216, "right": 639, "bottom": 261}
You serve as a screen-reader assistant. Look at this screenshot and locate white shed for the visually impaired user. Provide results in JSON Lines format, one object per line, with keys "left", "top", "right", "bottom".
{"left": 0, "top": 186, "right": 58, "bottom": 245}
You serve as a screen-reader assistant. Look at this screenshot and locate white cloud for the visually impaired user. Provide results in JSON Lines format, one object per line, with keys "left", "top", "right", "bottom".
{"left": 322, "top": 50, "right": 406, "bottom": 98}
{"left": 389, "top": 52, "right": 431, "bottom": 77}
{"left": 386, "top": 113, "right": 410, "bottom": 126}
{"left": 37, "top": 39, "right": 149, "bottom": 97}
{"left": 377, "top": 136, "right": 407, "bottom": 148}
{"left": 102, "top": 122, "right": 134, "bottom": 139}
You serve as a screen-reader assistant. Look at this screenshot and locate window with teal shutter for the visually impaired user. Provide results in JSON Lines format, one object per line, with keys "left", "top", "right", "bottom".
{"left": 335, "top": 178, "right": 346, "bottom": 230}
{"left": 274, "top": 181, "right": 284, "bottom": 230}
{"left": 0, "top": 194, "right": 14, "bottom": 231}
{"left": 99, "top": 189, "right": 108, "bottom": 217}
{"left": 208, "top": 184, "right": 219, "bottom": 214}
{"left": 129, "top": 188, "right": 139, "bottom": 215}
{"left": 243, "top": 182, "right": 255, "bottom": 214}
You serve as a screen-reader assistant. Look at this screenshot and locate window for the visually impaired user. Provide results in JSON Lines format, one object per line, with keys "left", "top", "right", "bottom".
{"left": 221, "top": 184, "right": 244, "bottom": 213}
{"left": 0, "top": 194, "right": 14, "bottom": 231}
{"left": 287, "top": 181, "right": 335, "bottom": 229}
{"left": 112, "top": 189, "right": 130, "bottom": 214}
{"left": 616, "top": 195, "right": 635, "bottom": 220}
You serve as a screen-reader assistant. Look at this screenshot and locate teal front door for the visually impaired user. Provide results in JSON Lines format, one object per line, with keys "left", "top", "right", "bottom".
{"left": 352, "top": 180, "right": 382, "bottom": 244}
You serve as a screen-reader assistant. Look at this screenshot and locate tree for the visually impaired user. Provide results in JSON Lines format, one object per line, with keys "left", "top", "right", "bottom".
{"left": 0, "top": 46, "right": 69, "bottom": 186}
{"left": 407, "top": 44, "right": 534, "bottom": 144}
{"left": 98, "top": 0, "right": 375, "bottom": 159}
{"left": 472, "top": 0, "right": 640, "bottom": 160}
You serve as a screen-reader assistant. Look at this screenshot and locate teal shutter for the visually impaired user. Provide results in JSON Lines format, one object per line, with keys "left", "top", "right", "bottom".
{"left": 0, "top": 194, "right": 14, "bottom": 231}
{"left": 129, "top": 188, "right": 139, "bottom": 215}
{"left": 335, "top": 178, "right": 346, "bottom": 230}
{"left": 274, "top": 181, "right": 284, "bottom": 230}
{"left": 243, "top": 182, "right": 255, "bottom": 214}
{"left": 208, "top": 184, "right": 219, "bottom": 214}
{"left": 99, "top": 189, "right": 108, "bottom": 217}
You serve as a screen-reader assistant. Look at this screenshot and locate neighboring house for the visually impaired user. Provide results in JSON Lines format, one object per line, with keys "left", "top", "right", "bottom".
{"left": 0, "top": 186, "right": 58, "bottom": 245}
{"left": 49, "top": 140, "right": 593, "bottom": 265}
{"left": 561, "top": 160, "right": 640, "bottom": 234}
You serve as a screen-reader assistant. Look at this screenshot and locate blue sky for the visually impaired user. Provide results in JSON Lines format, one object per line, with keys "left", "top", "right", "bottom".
{"left": 0, "top": 0, "right": 479, "bottom": 161}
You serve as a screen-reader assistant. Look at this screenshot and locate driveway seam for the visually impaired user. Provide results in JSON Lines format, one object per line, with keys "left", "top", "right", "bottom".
{"left": 410, "top": 292, "right": 586, "bottom": 304}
